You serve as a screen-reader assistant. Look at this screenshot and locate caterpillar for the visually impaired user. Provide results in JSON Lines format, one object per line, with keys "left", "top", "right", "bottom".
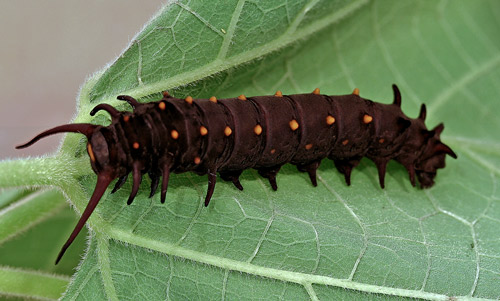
{"left": 16, "top": 84, "right": 456, "bottom": 263}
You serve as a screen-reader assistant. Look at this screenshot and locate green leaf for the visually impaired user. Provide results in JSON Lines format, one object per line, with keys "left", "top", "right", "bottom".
{"left": 0, "top": 266, "right": 70, "bottom": 300}
{"left": 0, "top": 188, "right": 87, "bottom": 299}
{"left": 0, "top": 0, "right": 499, "bottom": 299}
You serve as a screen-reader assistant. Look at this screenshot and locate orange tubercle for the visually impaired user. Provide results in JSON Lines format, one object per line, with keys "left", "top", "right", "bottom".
{"left": 200, "top": 126, "right": 208, "bottom": 136}
{"left": 363, "top": 114, "right": 373, "bottom": 124}
{"left": 171, "top": 130, "right": 179, "bottom": 139}
{"left": 289, "top": 119, "right": 299, "bottom": 131}
{"left": 254, "top": 124, "right": 262, "bottom": 135}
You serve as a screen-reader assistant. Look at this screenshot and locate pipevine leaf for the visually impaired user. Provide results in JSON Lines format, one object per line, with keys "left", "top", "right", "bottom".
{"left": 0, "top": 0, "right": 499, "bottom": 300}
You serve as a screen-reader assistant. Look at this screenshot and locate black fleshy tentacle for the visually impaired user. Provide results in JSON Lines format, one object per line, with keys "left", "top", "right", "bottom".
{"left": 16, "top": 123, "right": 96, "bottom": 149}
{"left": 127, "top": 162, "right": 143, "bottom": 205}
{"left": 55, "top": 172, "right": 114, "bottom": 264}
{"left": 204, "top": 169, "right": 217, "bottom": 207}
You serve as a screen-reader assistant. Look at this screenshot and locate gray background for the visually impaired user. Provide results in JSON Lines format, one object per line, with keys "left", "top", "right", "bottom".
{"left": 0, "top": 1, "right": 165, "bottom": 159}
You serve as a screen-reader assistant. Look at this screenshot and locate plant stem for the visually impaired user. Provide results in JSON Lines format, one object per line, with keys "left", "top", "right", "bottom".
{"left": 0, "top": 156, "right": 89, "bottom": 190}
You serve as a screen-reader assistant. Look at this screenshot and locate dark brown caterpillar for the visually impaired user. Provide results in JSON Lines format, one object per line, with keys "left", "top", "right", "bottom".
{"left": 16, "top": 84, "right": 456, "bottom": 263}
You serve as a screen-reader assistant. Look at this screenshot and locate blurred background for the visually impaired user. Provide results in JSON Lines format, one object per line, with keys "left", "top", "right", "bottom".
{"left": 0, "top": 1, "right": 165, "bottom": 159}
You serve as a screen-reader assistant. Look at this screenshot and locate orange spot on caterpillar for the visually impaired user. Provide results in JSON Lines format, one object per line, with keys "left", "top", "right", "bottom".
{"left": 238, "top": 94, "right": 247, "bottom": 100}
{"left": 342, "top": 139, "right": 349, "bottom": 145}
{"left": 326, "top": 115, "right": 335, "bottom": 125}
{"left": 162, "top": 91, "right": 170, "bottom": 98}
{"left": 224, "top": 126, "right": 232, "bottom": 136}
{"left": 171, "top": 130, "right": 179, "bottom": 139}
{"left": 312, "top": 88, "right": 320, "bottom": 95}
{"left": 254, "top": 124, "right": 262, "bottom": 135}
{"left": 87, "top": 143, "right": 95, "bottom": 162}
{"left": 379, "top": 138, "right": 385, "bottom": 143}
{"left": 209, "top": 96, "right": 217, "bottom": 103}
{"left": 158, "top": 102, "right": 166, "bottom": 110}
{"left": 185, "top": 96, "right": 193, "bottom": 104}
{"left": 132, "top": 142, "right": 140, "bottom": 149}
{"left": 270, "top": 149, "right": 276, "bottom": 154}
{"left": 289, "top": 119, "right": 299, "bottom": 131}
{"left": 123, "top": 115, "right": 130, "bottom": 122}
{"left": 363, "top": 114, "right": 373, "bottom": 124}
{"left": 352, "top": 88, "right": 359, "bottom": 95}
{"left": 194, "top": 157, "right": 201, "bottom": 164}
{"left": 274, "top": 90, "right": 283, "bottom": 97}
{"left": 305, "top": 143, "right": 313, "bottom": 150}
{"left": 200, "top": 126, "right": 208, "bottom": 136}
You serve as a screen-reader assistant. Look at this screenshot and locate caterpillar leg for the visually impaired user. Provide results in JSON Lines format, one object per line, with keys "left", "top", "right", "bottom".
{"left": 219, "top": 170, "right": 244, "bottom": 191}
{"left": 205, "top": 169, "right": 217, "bottom": 207}
{"left": 257, "top": 166, "right": 281, "bottom": 191}
{"left": 296, "top": 161, "right": 321, "bottom": 187}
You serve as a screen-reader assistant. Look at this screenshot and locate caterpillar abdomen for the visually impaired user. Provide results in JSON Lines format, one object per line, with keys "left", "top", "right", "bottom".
{"left": 16, "top": 84, "right": 457, "bottom": 264}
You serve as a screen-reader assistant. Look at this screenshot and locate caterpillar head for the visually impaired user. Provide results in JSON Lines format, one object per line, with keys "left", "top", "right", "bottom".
{"left": 85, "top": 129, "right": 112, "bottom": 173}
